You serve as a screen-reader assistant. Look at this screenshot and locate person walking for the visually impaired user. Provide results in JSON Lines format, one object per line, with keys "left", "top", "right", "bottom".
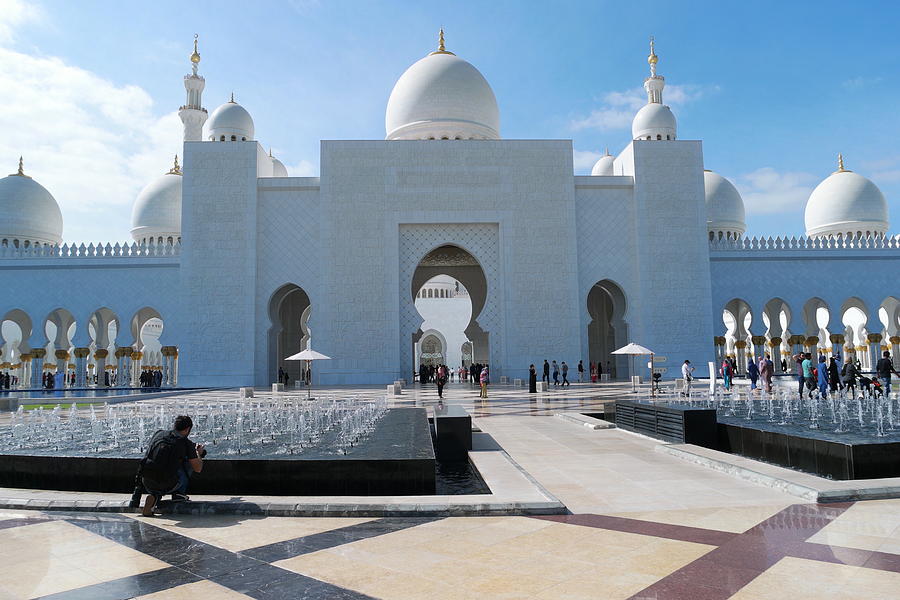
{"left": 577, "top": 360, "right": 584, "bottom": 383}
{"left": 551, "top": 360, "right": 560, "bottom": 386}
{"left": 528, "top": 364, "right": 537, "bottom": 393}
{"left": 436, "top": 364, "right": 446, "bottom": 399}
{"left": 590, "top": 362, "right": 597, "bottom": 383}
{"left": 793, "top": 352, "right": 806, "bottom": 397}
{"left": 561, "top": 361, "right": 570, "bottom": 387}
{"left": 542, "top": 360, "right": 550, "bottom": 385}
{"left": 681, "top": 359, "right": 694, "bottom": 396}
{"left": 876, "top": 351, "right": 900, "bottom": 396}
{"left": 843, "top": 358, "right": 859, "bottom": 396}
{"left": 801, "top": 352, "right": 815, "bottom": 397}
{"left": 816, "top": 355, "right": 829, "bottom": 398}
{"left": 479, "top": 365, "right": 489, "bottom": 398}
{"left": 747, "top": 357, "right": 759, "bottom": 392}
{"left": 721, "top": 357, "right": 733, "bottom": 391}
{"left": 828, "top": 356, "right": 841, "bottom": 393}
{"left": 781, "top": 358, "right": 788, "bottom": 373}
{"left": 760, "top": 353, "right": 774, "bottom": 393}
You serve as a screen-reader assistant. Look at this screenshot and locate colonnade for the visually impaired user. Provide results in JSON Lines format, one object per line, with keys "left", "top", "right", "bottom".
{"left": 0, "top": 306, "right": 180, "bottom": 390}
{"left": 717, "top": 296, "right": 900, "bottom": 375}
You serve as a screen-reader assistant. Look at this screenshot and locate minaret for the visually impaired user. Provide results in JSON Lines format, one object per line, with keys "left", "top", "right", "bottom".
{"left": 644, "top": 36, "right": 665, "bottom": 104}
{"left": 178, "top": 34, "right": 207, "bottom": 142}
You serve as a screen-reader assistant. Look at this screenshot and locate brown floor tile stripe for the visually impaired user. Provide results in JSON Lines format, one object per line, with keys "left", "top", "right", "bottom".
{"left": 626, "top": 502, "right": 854, "bottom": 600}
{"left": 535, "top": 513, "right": 738, "bottom": 547}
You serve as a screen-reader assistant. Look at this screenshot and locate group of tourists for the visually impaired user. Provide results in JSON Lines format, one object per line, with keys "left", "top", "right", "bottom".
{"left": 0, "top": 372, "right": 16, "bottom": 389}
{"left": 140, "top": 369, "right": 163, "bottom": 388}
{"left": 794, "top": 351, "right": 899, "bottom": 398}
{"left": 539, "top": 359, "right": 571, "bottom": 387}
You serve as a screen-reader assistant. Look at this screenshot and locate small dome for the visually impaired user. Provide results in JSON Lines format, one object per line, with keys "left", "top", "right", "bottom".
{"left": 0, "top": 161, "right": 63, "bottom": 247}
{"left": 131, "top": 168, "right": 182, "bottom": 244}
{"left": 207, "top": 97, "right": 254, "bottom": 141}
{"left": 386, "top": 46, "right": 499, "bottom": 140}
{"left": 805, "top": 164, "right": 888, "bottom": 239}
{"left": 270, "top": 156, "right": 288, "bottom": 177}
{"left": 632, "top": 103, "right": 676, "bottom": 141}
{"left": 704, "top": 170, "right": 745, "bottom": 239}
{"left": 591, "top": 152, "right": 615, "bottom": 176}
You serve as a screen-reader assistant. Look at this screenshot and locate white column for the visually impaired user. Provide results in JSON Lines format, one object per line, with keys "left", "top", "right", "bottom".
{"left": 74, "top": 348, "right": 89, "bottom": 387}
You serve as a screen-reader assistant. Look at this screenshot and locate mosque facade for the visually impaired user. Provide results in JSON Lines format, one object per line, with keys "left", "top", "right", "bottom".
{"left": 1, "top": 34, "right": 899, "bottom": 389}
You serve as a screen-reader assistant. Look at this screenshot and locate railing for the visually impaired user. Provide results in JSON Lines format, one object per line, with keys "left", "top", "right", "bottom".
{"left": 710, "top": 235, "right": 900, "bottom": 252}
{"left": 0, "top": 241, "right": 182, "bottom": 259}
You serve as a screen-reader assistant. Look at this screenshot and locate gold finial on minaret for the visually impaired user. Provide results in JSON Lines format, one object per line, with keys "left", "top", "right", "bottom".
{"left": 11, "top": 156, "right": 30, "bottom": 178}
{"left": 429, "top": 28, "right": 455, "bottom": 56}
{"left": 190, "top": 34, "right": 201, "bottom": 64}
{"left": 167, "top": 154, "right": 182, "bottom": 175}
{"left": 648, "top": 35, "right": 658, "bottom": 75}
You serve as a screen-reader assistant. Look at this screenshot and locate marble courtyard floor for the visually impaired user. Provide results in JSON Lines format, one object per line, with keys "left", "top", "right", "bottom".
{"left": 2, "top": 382, "right": 900, "bottom": 599}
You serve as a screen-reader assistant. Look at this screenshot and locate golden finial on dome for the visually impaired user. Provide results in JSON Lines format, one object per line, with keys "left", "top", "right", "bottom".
{"left": 167, "top": 154, "right": 182, "bottom": 175}
{"left": 190, "top": 34, "right": 201, "bottom": 64}
{"left": 648, "top": 36, "right": 658, "bottom": 65}
{"left": 429, "top": 28, "right": 455, "bottom": 56}
{"left": 10, "top": 156, "right": 30, "bottom": 178}
{"left": 229, "top": 92, "right": 235, "bottom": 103}
{"left": 837, "top": 153, "right": 850, "bottom": 173}
{"left": 268, "top": 147, "right": 273, "bottom": 158}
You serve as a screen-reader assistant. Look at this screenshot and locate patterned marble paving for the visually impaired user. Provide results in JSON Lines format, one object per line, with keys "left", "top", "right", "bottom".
{"left": 2, "top": 383, "right": 900, "bottom": 598}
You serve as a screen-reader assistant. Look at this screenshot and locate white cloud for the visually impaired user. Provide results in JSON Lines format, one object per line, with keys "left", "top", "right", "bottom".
{"left": 0, "top": 46, "right": 184, "bottom": 243}
{"left": 733, "top": 167, "right": 817, "bottom": 216}
{"left": 842, "top": 76, "right": 883, "bottom": 90}
{"left": 573, "top": 149, "right": 602, "bottom": 171}
{"left": 571, "top": 84, "right": 718, "bottom": 132}
{"left": 287, "top": 159, "right": 318, "bottom": 177}
{"left": 0, "top": 0, "right": 43, "bottom": 44}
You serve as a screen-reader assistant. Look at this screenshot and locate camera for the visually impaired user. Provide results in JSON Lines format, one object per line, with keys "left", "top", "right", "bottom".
{"left": 198, "top": 446, "right": 208, "bottom": 459}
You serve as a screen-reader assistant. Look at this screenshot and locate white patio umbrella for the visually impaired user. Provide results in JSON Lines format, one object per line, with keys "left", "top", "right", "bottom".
{"left": 611, "top": 342, "right": 655, "bottom": 393}
{"left": 285, "top": 348, "right": 331, "bottom": 399}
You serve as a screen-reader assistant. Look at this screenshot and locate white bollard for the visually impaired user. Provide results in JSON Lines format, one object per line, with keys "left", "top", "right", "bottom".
{"left": 600, "top": 373, "right": 610, "bottom": 382}
{"left": 513, "top": 378, "right": 523, "bottom": 387}
{"left": 240, "top": 387, "right": 254, "bottom": 398}
{"left": 536, "top": 381, "right": 549, "bottom": 392}
{"left": 272, "top": 383, "right": 285, "bottom": 393}
{"left": 500, "top": 376, "right": 509, "bottom": 384}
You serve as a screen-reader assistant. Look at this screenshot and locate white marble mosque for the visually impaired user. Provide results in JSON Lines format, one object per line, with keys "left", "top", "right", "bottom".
{"left": 1, "top": 33, "right": 899, "bottom": 389}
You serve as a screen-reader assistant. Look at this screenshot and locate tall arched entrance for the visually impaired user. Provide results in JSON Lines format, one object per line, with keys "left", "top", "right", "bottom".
{"left": 587, "top": 280, "right": 628, "bottom": 379}
{"left": 407, "top": 244, "right": 490, "bottom": 380}
{"left": 268, "top": 284, "right": 311, "bottom": 383}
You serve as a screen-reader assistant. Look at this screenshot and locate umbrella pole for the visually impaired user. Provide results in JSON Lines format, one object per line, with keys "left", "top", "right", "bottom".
{"left": 307, "top": 360, "right": 311, "bottom": 400}
{"left": 631, "top": 355, "right": 636, "bottom": 393}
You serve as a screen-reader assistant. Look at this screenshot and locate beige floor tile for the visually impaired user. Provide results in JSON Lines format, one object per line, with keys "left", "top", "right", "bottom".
{"left": 731, "top": 557, "right": 864, "bottom": 600}
{"left": 134, "top": 579, "right": 252, "bottom": 599}
{"left": 534, "top": 572, "right": 661, "bottom": 600}
{"left": 123, "top": 514, "right": 373, "bottom": 551}
{"left": 0, "top": 560, "right": 101, "bottom": 599}
{"left": 470, "top": 571, "right": 561, "bottom": 598}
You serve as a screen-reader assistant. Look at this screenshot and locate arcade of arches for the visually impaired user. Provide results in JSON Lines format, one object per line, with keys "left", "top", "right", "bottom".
{"left": 0, "top": 307, "right": 178, "bottom": 389}
{"left": 719, "top": 296, "right": 900, "bottom": 374}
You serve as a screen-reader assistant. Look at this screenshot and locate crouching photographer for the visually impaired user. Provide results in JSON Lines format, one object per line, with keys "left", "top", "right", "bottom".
{"left": 133, "top": 415, "right": 206, "bottom": 517}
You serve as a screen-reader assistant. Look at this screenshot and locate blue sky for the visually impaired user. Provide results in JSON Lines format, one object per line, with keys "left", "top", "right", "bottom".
{"left": 1, "top": 0, "right": 898, "bottom": 242}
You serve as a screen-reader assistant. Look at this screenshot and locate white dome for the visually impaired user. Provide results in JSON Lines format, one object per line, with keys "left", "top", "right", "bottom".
{"left": 386, "top": 51, "right": 499, "bottom": 140}
{"left": 805, "top": 168, "right": 888, "bottom": 238}
{"left": 131, "top": 171, "right": 181, "bottom": 244}
{"left": 704, "top": 171, "right": 745, "bottom": 238}
{"left": 632, "top": 103, "right": 676, "bottom": 140}
{"left": 270, "top": 156, "right": 288, "bottom": 177}
{"left": 591, "top": 153, "right": 615, "bottom": 176}
{"left": 0, "top": 166, "right": 63, "bottom": 247}
{"left": 207, "top": 99, "right": 254, "bottom": 141}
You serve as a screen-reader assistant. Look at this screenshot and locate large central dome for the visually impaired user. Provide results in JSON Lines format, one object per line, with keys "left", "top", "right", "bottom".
{"left": 385, "top": 34, "right": 499, "bottom": 141}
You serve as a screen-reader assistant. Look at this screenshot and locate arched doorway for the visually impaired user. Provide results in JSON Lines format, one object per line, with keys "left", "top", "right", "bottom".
{"left": 587, "top": 280, "right": 628, "bottom": 379}
{"left": 268, "top": 284, "right": 311, "bottom": 384}
{"left": 418, "top": 331, "right": 445, "bottom": 367}
{"left": 408, "top": 244, "right": 489, "bottom": 379}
